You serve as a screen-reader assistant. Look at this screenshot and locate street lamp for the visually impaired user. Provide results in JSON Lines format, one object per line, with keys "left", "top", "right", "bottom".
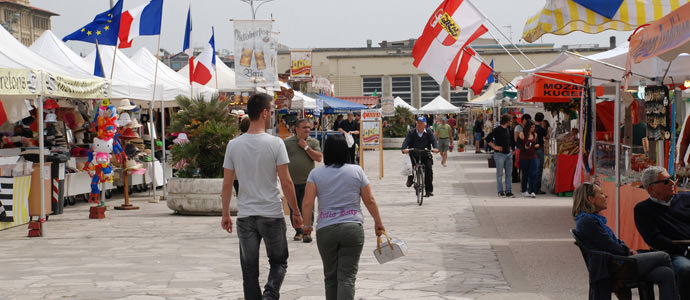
{"left": 239, "top": 0, "right": 275, "bottom": 19}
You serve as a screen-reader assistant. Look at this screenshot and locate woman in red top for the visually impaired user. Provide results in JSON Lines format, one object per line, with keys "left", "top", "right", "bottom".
{"left": 518, "top": 121, "right": 539, "bottom": 198}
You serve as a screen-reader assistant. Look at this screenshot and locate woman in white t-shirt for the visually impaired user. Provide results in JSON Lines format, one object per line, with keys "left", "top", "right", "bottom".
{"left": 302, "top": 134, "right": 385, "bottom": 300}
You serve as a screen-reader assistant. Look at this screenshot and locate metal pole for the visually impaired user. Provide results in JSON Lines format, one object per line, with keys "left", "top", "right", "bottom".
{"left": 149, "top": 101, "right": 157, "bottom": 200}
{"left": 614, "top": 81, "right": 621, "bottom": 236}
{"left": 38, "top": 95, "right": 45, "bottom": 226}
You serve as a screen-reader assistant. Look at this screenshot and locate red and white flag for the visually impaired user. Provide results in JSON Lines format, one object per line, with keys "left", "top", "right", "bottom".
{"left": 118, "top": 0, "right": 163, "bottom": 49}
{"left": 192, "top": 28, "right": 215, "bottom": 85}
{"left": 453, "top": 47, "right": 492, "bottom": 95}
{"left": 412, "top": 0, "right": 488, "bottom": 85}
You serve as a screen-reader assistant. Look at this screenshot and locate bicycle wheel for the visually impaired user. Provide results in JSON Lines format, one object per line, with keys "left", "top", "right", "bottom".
{"left": 416, "top": 166, "right": 424, "bottom": 206}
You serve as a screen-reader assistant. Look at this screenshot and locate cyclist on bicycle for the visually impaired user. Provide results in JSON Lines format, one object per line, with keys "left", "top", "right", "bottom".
{"left": 402, "top": 116, "right": 439, "bottom": 197}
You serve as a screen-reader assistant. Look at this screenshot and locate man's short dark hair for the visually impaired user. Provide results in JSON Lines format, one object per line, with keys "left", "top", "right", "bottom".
{"left": 323, "top": 134, "right": 350, "bottom": 167}
{"left": 500, "top": 114, "right": 511, "bottom": 125}
{"left": 294, "top": 119, "right": 309, "bottom": 128}
{"left": 247, "top": 93, "right": 272, "bottom": 121}
{"left": 522, "top": 114, "right": 532, "bottom": 122}
{"left": 535, "top": 112, "right": 544, "bottom": 122}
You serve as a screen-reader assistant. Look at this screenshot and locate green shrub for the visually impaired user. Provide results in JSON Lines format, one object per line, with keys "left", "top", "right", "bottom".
{"left": 383, "top": 106, "right": 415, "bottom": 137}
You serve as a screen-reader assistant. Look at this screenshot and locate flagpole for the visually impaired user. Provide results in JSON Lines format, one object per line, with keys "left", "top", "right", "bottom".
{"left": 110, "top": 43, "right": 118, "bottom": 80}
{"left": 152, "top": 31, "right": 167, "bottom": 199}
{"left": 467, "top": 0, "right": 538, "bottom": 69}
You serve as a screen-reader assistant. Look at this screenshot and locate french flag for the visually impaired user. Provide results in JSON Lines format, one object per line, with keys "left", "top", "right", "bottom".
{"left": 183, "top": 5, "right": 193, "bottom": 84}
{"left": 192, "top": 27, "right": 215, "bottom": 85}
{"left": 118, "top": 0, "right": 163, "bottom": 49}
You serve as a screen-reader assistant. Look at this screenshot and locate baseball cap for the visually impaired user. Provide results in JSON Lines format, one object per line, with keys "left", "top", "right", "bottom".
{"left": 416, "top": 116, "right": 427, "bottom": 123}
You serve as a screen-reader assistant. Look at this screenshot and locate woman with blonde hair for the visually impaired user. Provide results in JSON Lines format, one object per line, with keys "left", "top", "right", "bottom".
{"left": 572, "top": 183, "right": 678, "bottom": 300}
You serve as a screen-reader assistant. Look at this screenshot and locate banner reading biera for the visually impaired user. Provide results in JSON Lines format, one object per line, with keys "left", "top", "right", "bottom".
{"left": 233, "top": 20, "right": 279, "bottom": 89}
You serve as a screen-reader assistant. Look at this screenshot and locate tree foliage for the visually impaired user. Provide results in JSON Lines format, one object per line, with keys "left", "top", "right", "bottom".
{"left": 169, "top": 95, "right": 238, "bottom": 178}
{"left": 383, "top": 106, "right": 415, "bottom": 137}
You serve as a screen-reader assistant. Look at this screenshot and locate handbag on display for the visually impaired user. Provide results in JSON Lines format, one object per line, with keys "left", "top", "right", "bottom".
{"left": 373, "top": 231, "right": 408, "bottom": 264}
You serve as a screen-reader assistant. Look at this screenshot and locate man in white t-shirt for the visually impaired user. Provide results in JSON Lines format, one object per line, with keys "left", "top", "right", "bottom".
{"left": 221, "top": 93, "right": 303, "bottom": 300}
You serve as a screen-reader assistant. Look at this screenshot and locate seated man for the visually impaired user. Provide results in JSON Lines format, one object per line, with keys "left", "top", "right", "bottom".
{"left": 635, "top": 166, "right": 690, "bottom": 300}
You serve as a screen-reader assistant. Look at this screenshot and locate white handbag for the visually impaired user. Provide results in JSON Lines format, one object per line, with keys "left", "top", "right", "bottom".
{"left": 373, "top": 231, "right": 408, "bottom": 264}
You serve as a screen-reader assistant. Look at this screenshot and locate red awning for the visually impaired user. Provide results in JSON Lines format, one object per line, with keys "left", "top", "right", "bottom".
{"left": 518, "top": 71, "right": 590, "bottom": 103}
{"left": 338, "top": 96, "right": 378, "bottom": 106}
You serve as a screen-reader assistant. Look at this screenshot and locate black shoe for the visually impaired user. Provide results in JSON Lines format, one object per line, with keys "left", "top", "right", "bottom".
{"left": 424, "top": 192, "right": 434, "bottom": 197}
{"left": 406, "top": 177, "right": 413, "bottom": 187}
{"left": 302, "top": 234, "right": 312, "bottom": 243}
{"left": 498, "top": 192, "right": 506, "bottom": 197}
{"left": 505, "top": 192, "right": 514, "bottom": 198}
{"left": 293, "top": 233, "right": 303, "bottom": 241}
{"left": 536, "top": 191, "right": 546, "bottom": 195}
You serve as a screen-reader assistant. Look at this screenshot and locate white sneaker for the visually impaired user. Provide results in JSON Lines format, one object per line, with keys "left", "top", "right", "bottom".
{"left": 530, "top": 192, "right": 536, "bottom": 198}
{"left": 522, "top": 191, "right": 530, "bottom": 197}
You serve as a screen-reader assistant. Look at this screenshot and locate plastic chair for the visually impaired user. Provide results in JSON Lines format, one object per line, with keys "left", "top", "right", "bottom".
{"left": 570, "top": 229, "right": 655, "bottom": 300}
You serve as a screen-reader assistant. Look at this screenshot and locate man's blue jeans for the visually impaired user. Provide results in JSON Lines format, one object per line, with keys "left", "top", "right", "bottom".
{"left": 493, "top": 152, "right": 513, "bottom": 194}
{"left": 672, "top": 255, "right": 690, "bottom": 299}
{"left": 237, "top": 216, "right": 289, "bottom": 300}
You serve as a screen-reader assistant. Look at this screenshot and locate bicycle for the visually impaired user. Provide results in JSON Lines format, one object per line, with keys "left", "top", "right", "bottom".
{"left": 408, "top": 149, "right": 431, "bottom": 206}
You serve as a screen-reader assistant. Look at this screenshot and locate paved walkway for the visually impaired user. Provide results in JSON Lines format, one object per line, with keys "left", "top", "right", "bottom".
{"left": 0, "top": 149, "right": 588, "bottom": 300}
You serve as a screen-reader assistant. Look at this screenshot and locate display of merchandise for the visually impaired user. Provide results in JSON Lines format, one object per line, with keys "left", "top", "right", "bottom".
{"left": 644, "top": 86, "right": 671, "bottom": 141}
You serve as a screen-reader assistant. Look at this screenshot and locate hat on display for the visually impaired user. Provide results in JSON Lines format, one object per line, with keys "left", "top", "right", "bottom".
{"left": 127, "top": 118, "right": 142, "bottom": 128}
{"left": 45, "top": 113, "right": 57, "bottom": 123}
{"left": 118, "top": 99, "right": 137, "bottom": 111}
{"left": 124, "top": 143, "right": 140, "bottom": 158}
{"left": 416, "top": 116, "right": 427, "bottom": 123}
{"left": 44, "top": 99, "right": 59, "bottom": 109}
{"left": 173, "top": 133, "right": 189, "bottom": 145}
{"left": 116, "top": 113, "right": 131, "bottom": 127}
{"left": 120, "top": 127, "right": 139, "bottom": 139}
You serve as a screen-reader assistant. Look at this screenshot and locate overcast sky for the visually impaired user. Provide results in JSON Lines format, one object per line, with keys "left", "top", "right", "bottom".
{"left": 32, "top": 0, "right": 633, "bottom": 57}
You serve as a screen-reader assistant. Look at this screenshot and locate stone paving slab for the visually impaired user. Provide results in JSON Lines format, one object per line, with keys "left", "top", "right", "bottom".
{"left": 0, "top": 150, "right": 518, "bottom": 299}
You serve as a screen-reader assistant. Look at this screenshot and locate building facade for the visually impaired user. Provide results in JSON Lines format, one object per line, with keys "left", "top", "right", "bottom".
{"left": 277, "top": 38, "right": 614, "bottom": 109}
{"left": 0, "top": 0, "right": 57, "bottom": 46}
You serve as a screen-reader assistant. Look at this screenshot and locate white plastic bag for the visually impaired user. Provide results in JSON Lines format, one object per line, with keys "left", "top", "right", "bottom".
{"left": 345, "top": 133, "right": 355, "bottom": 148}
{"left": 400, "top": 155, "right": 412, "bottom": 176}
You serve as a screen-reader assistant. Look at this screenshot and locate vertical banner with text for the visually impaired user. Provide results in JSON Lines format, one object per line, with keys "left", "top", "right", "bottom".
{"left": 290, "top": 49, "right": 312, "bottom": 81}
{"left": 233, "top": 20, "right": 278, "bottom": 89}
{"left": 360, "top": 109, "right": 383, "bottom": 178}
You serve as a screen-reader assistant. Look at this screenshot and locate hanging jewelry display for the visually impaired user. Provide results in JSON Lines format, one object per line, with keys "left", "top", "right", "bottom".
{"left": 644, "top": 86, "right": 670, "bottom": 141}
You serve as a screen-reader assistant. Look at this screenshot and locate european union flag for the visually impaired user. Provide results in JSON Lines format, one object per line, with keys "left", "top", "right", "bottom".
{"left": 63, "top": 0, "right": 123, "bottom": 46}
{"left": 94, "top": 46, "right": 104, "bottom": 78}
{"left": 486, "top": 59, "right": 495, "bottom": 84}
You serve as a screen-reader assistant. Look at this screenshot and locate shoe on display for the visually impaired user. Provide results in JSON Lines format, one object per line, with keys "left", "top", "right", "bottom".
{"left": 293, "top": 233, "right": 303, "bottom": 241}
{"left": 498, "top": 191, "right": 506, "bottom": 197}
{"left": 505, "top": 192, "right": 514, "bottom": 198}
{"left": 522, "top": 191, "right": 530, "bottom": 197}
{"left": 406, "top": 177, "right": 413, "bottom": 187}
{"left": 530, "top": 192, "right": 536, "bottom": 198}
{"left": 302, "top": 235, "right": 312, "bottom": 243}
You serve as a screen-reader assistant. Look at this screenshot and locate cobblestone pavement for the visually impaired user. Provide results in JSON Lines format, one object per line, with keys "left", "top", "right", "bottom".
{"left": 0, "top": 149, "right": 576, "bottom": 300}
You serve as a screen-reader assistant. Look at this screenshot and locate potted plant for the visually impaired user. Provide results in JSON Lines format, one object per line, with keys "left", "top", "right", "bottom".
{"left": 383, "top": 106, "right": 415, "bottom": 148}
{"left": 457, "top": 142, "right": 465, "bottom": 152}
{"left": 166, "top": 95, "right": 239, "bottom": 215}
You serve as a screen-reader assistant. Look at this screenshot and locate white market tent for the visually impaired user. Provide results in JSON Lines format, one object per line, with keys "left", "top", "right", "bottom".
{"left": 394, "top": 96, "right": 417, "bottom": 113}
{"left": 521, "top": 41, "right": 690, "bottom": 86}
{"left": 291, "top": 91, "right": 316, "bottom": 110}
{"left": 30, "top": 30, "right": 151, "bottom": 101}
{"left": 87, "top": 45, "right": 186, "bottom": 104}
{"left": 178, "top": 56, "right": 238, "bottom": 92}
{"left": 130, "top": 48, "right": 217, "bottom": 103}
{"left": 417, "top": 96, "right": 460, "bottom": 114}
{"left": 469, "top": 82, "right": 504, "bottom": 106}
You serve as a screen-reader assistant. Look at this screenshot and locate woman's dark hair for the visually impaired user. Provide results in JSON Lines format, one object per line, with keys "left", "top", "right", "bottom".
{"left": 323, "top": 134, "right": 351, "bottom": 167}
{"left": 523, "top": 120, "right": 535, "bottom": 133}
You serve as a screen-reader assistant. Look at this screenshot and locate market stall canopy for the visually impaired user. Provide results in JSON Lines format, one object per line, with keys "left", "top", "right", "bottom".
{"left": 131, "top": 48, "right": 217, "bottom": 104}
{"left": 469, "top": 82, "right": 504, "bottom": 106}
{"left": 30, "top": 30, "right": 149, "bottom": 101}
{"left": 0, "top": 26, "right": 108, "bottom": 100}
{"left": 290, "top": 91, "right": 316, "bottom": 110}
{"left": 306, "top": 93, "right": 368, "bottom": 114}
{"left": 394, "top": 96, "right": 417, "bottom": 113}
{"left": 87, "top": 45, "right": 182, "bottom": 102}
{"left": 178, "top": 56, "right": 237, "bottom": 92}
{"left": 629, "top": 2, "right": 690, "bottom": 63}
{"left": 417, "top": 96, "right": 460, "bottom": 114}
{"left": 522, "top": 41, "right": 690, "bottom": 86}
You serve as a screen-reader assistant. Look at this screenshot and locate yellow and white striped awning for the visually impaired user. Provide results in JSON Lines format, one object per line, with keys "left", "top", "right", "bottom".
{"left": 522, "top": 0, "right": 689, "bottom": 43}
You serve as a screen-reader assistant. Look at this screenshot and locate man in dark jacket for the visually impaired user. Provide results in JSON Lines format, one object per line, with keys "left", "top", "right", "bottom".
{"left": 402, "top": 116, "right": 438, "bottom": 197}
{"left": 635, "top": 166, "right": 690, "bottom": 300}
{"left": 485, "top": 114, "right": 515, "bottom": 197}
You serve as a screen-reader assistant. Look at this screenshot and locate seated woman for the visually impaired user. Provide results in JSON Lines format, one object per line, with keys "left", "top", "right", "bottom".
{"left": 573, "top": 183, "right": 678, "bottom": 300}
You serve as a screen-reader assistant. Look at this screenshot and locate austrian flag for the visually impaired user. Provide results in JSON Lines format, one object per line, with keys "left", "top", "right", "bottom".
{"left": 453, "top": 47, "right": 492, "bottom": 95}
{"left": 412, "top": 0, "right": 488, "bottom": 86}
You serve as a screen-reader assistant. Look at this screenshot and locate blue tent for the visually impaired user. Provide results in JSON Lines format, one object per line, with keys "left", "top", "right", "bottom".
{"left": 307, "top": 93, "right": 368, "bottom": 114}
